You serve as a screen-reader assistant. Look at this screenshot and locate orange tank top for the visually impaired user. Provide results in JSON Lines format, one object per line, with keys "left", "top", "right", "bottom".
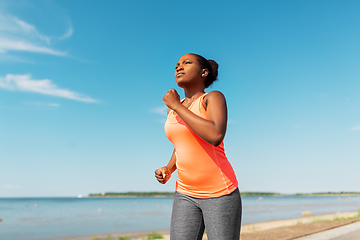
{"left": 164, "top": 92, "right": 238, "bottom": 198}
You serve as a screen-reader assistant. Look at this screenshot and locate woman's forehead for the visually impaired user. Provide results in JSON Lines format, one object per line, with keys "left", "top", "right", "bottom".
{"left": 177, "top": 54, "right": 196, "bottom": 63}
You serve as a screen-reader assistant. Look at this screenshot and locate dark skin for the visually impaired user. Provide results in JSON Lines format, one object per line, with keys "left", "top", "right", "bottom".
{"left": 155, "top": 54, "right": 228, "bottom": 184}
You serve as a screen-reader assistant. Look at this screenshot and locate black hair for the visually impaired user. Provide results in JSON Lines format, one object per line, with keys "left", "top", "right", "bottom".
{"left": 190, "top": 53, "right": 219, "bottom": 88}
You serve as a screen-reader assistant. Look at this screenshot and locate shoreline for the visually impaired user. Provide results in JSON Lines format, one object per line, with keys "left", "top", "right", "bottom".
{"left": 88, "top": 195, "right": 172, "bottom": 198}
{"left": 58, "top": 211, "right": 360, "bottom": 240}
{"left": 88, "top": 194, "right": 360, "bottom": 198}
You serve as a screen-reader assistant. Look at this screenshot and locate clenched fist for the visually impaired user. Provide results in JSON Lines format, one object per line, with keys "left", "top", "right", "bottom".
{"left": 163, "top": 89, "right": 181, "bottom": 110}
{"left": 155, "top": 166, "right": 171, "bottom": 184}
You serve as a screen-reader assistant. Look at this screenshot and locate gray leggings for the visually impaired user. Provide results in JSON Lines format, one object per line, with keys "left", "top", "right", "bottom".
{"left": 170, "top": 188, "right": 242, "bottom": 240}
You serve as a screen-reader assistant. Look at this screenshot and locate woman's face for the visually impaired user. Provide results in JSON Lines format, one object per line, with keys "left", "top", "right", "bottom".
{"left": 174, "top": 54, "right": 203, "bottom": 88}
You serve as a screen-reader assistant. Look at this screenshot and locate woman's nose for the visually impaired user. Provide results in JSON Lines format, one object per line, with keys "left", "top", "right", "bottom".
{"left": 176, "top": 64, "right": 183, "bottom": 71}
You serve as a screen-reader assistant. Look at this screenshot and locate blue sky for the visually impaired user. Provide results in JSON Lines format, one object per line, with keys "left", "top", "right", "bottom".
{"left": 1, "top": 0, "right": 359, "bottom": 197}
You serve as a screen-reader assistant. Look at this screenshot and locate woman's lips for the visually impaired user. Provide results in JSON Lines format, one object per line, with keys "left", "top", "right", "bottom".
{"left": 176, "top": 72, "right": 184, "bottom": 77}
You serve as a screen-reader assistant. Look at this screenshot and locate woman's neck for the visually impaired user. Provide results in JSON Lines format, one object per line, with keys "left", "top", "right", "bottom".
{"left": 181, "top": 88, "right": 205, "bottom": 107}
{"left": 183, "top": 87, "right": 205, "bottom": 100}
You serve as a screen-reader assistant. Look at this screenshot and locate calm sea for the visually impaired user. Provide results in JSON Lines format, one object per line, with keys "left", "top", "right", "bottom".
{"left": 0, "top": 195, "right": 359, "bottom": 240}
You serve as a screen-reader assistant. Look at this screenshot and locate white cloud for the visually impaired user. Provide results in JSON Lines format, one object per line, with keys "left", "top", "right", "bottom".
{"left": 13, "top": 17, "right": 51, "bottom": 44}
{"left": 0, "top": 12, "right": 69, "bottom": 57}
{"left": 351, "top": 125, "right": 360, "bottom": 131}
{"left": 151, "top": 106, "right": 168, "bottom": 116}
{"left": 59, "top": 23, "right": 73, "bottom": 40}
{"left": 0, "top": 74, "right": 97, "bottom": 103}
{"left": 0, "top": 38, "right": 66, "bottom": 56}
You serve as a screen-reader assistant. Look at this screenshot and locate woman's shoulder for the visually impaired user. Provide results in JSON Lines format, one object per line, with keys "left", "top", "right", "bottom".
{"left": 202, "top": 91, "right": 226, "bottom": 109}
{"left": 204, "top": 91, "right": 226, "bottom": 102}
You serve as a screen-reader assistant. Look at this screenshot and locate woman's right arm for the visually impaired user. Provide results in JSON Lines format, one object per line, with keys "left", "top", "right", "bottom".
{"left": 155, "top": 149, "right": 177, "bottom": 184}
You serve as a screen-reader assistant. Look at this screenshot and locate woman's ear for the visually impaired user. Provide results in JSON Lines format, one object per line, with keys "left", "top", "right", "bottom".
{"left": 201, "top": 69, "right": 209, "bottom": 78}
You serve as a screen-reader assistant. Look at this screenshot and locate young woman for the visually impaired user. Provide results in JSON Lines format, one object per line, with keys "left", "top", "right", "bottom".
{"left": 155, "top": 53, "right": 242, "bottom": 240}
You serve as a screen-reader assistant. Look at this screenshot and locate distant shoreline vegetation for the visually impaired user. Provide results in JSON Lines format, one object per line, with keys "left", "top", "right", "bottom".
{"left": 295, "top": 192, "right": 360, "bottom": 196}
{"left": 88, "top": 191, "right": 360, "bottom": 197}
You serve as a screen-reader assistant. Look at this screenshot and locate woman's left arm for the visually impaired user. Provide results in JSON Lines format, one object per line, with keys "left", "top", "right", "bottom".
{"left": 163, "top": 89, "right": 227, "bottom": 146}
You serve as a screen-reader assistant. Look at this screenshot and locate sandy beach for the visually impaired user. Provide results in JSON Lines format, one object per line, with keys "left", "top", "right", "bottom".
{"left": 60, "top": 211, "right": 359, "bottom": 240}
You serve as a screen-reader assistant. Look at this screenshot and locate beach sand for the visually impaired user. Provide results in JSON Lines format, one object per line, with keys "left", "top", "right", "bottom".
{"left": 60, "top": 211, "right": 359, "bottom": 240}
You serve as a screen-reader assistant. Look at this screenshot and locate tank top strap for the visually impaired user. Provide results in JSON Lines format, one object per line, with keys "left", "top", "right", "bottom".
{"left": 198, "top": 92, "right": 209, "bottom": 118}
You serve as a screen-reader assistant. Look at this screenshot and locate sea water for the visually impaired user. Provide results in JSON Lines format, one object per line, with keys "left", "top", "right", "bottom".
{"left": 0, "top": 195, "right": 359, "bottom": 240}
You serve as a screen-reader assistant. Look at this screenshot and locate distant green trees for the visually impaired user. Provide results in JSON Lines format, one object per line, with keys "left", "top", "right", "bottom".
{"left": 295, "top": 192, "right": 360, "bottom": 196}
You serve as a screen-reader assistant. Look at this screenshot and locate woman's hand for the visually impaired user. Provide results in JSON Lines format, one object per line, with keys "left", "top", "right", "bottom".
{"left": 155, "top": 166, "right": 171, "bottom": 184}
{"left": 163, "top": 89, "right": 181, "bottom": 110}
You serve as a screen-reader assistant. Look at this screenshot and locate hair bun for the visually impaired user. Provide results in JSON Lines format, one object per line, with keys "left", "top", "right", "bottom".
{"left": 208, "top": 60, "right": 218, "bottom": 81}
{"left": 189, "top": 53, "right": 219, "bottom": 88}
